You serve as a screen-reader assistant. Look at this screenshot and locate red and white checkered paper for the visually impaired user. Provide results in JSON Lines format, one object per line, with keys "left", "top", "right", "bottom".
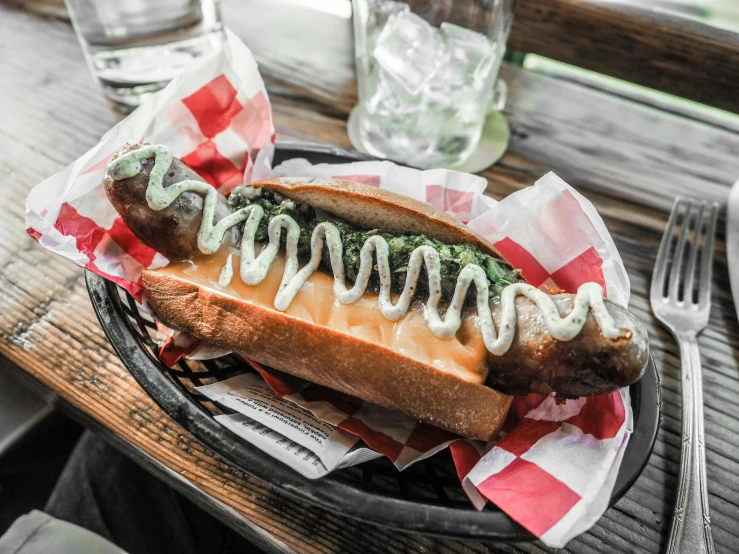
{"left": 26, "top": 30, "right": 275, "bottom": 301}
{"left": 25, "top": 30, "right": 633, "bottom": 548}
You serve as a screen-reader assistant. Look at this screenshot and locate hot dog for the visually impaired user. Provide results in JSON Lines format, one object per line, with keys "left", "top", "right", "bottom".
{"left": 103, "top": 143, "right": 648, "bottom": 441}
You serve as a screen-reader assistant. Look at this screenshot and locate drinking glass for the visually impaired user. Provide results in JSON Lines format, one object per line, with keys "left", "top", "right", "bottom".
{"left": 64, "top": 0, "right": 225, "bottom": 111}
{"left": 352, "top": 0, "right": 516, "bottom": 169}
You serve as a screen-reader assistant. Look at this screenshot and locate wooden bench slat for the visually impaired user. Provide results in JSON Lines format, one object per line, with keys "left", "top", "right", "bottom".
{"left": 510, "top": 0, "right": 739, "bottom": 113}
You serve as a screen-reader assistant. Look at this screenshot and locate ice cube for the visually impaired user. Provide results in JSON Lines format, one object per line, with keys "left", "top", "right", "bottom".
{"left": 372, "top": 11, "right": 448, "bottom": 95}
{"left": 440, "top": 22, "right": 497, "bottom": 84}
{"left": 421, "top": 64, "right": 491, "bottom": 125}
{"left": 420, "top": 26, "right": 498, "bottom": 126}
{"left": 365, "top": 65, "right": 421, "bottom": 127}
{"left": 365, "top": 1, "right": 410, "bottom": 54}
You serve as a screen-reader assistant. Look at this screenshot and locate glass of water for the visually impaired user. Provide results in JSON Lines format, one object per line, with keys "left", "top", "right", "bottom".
{"left": 64, "top": 0, "right": 225, "bottom": 111}
{"left": 352, "top": 0, "right": 516, "bottom": 169}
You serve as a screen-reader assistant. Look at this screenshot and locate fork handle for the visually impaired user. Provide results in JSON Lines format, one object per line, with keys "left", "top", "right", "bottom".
{"left": 666, "top": 332, "right": 714, "bottom": 554}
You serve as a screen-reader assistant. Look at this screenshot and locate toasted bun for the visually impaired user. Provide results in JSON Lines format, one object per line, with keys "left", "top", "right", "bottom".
{"left": 143, "top": 269, "right": 512, "bottom": 441}
{"left": 253, "top": 177, "right": 506, "bottom": 261}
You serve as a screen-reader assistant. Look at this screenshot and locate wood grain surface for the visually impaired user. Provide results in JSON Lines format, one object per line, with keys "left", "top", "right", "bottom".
{"left": 510, "top": 0, "right": 739, "bottom": 113}
{"left": 1, "top": 1, "right": 739, "bottom": 553}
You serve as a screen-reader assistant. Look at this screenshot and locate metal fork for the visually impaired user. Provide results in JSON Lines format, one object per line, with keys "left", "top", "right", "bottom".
{"left": 651, "top": 197, "right": 718, "bottom": 554}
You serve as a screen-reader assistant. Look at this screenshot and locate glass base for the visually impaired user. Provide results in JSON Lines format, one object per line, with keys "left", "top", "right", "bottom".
{"left": 100, "top": 81, "right": 170, "bottom": 114}
{"left": 347, "top": 106, "right": 510, "bottom": 173}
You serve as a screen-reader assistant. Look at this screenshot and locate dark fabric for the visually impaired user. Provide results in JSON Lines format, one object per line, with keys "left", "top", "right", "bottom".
{"left": 0, "top": 510, "right": 126, "bottom": 554}
{"left": 43, "top": 431, "right": 262, "bottom": 554}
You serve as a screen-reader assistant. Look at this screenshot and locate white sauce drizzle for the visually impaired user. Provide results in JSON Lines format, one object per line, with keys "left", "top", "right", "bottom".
{"left": 108, "top": 144, "right": 626, "bottom": 355}
{"left": 218, "top": 253, "right": 234, "bottom": 288}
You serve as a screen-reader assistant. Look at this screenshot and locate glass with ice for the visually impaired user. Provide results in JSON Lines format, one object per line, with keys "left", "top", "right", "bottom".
{"left": 352, "top": 0, "right": 516, "bottom": 168}
{"left": 64, "top": 0, "right": 225, "bottom": 111}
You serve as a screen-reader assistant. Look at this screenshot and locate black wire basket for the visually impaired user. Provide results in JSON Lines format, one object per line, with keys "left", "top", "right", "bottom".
{"left": 86, "top": 142, "right": 661, "bottom": 541}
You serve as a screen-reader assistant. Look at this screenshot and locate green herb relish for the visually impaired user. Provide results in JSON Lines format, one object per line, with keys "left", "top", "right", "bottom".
{"left": 228, "top": 187, "right": 522, "bottom": 303}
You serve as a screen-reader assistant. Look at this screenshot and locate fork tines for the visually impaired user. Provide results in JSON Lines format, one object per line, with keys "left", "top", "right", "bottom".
{"left": 651, "top": 197, "right": 719, "bottom": 308}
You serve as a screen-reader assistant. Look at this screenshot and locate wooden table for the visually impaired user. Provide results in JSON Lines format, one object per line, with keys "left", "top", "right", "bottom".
{"left": 2, "top": 1, "right": 739, "bottom": 552}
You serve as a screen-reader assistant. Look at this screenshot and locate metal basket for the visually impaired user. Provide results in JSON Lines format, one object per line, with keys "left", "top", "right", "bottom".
{"left": 85, "top": 142, "right": 661, "bottom": 541}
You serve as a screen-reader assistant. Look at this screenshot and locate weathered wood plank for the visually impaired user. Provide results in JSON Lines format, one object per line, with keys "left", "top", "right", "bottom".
{"left": 510, "top": 0, "right": 739, "bottom": 113}
{"left": 1, "top": 3, "right": 739, "bottom": 554}
{"left": 501, "top": 70, "right": 739, "bottom": 212}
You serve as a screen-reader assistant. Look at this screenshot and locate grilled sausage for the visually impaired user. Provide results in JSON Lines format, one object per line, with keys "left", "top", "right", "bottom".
{"left": 486, "top": 295, "right": 648, "bottom": 397}
{"left": 103, "top": 144, "right": 237, "bottom": 260}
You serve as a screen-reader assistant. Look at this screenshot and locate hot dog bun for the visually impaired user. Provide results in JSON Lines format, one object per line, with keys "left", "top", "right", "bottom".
{"left": 140, "top": 176, "right": 517, "bottom": 441}
{"left": 137, "top": 176, "right": 647, "bottom": 441}
{"left": 143, "top": 266, "right": 512, "bottom": 441}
